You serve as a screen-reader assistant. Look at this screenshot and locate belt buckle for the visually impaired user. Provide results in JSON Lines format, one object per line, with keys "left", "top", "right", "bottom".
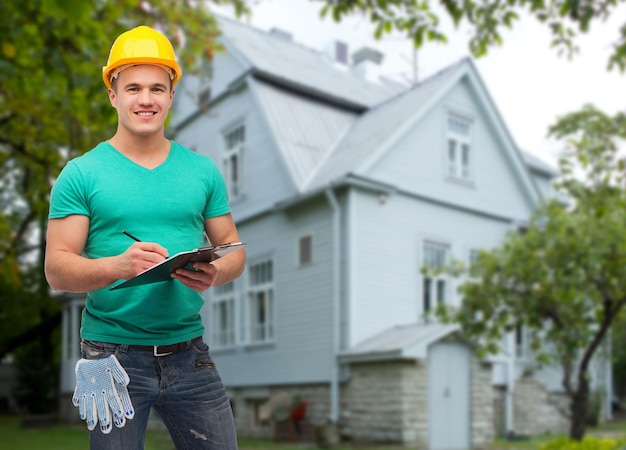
{"left": 153, "top": 345, "right": 173, "bottom": 357}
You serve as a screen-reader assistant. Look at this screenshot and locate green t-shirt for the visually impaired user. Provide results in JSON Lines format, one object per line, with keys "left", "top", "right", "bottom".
{"left": 49, "top": 141, "right": 231, "bottom": 345}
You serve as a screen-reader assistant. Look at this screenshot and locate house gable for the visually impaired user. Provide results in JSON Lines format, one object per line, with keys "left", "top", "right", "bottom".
{"left": 306, "top": 59, "right": 544, "bottom": 221}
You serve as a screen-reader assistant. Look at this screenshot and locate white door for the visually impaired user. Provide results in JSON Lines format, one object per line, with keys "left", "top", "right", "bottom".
{"left": 428, "top": 341, "right": 471, "bottom": 450}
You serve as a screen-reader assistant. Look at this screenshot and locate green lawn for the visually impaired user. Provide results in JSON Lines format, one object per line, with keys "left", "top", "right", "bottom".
{"left": 2, "top": 414, "right": 626, "bottom": 450}
{"left": 0, "top": 415, "right": 175, "bottom": 450}
{"left": 0, "top": 415, "right": 403, "bottom": 450}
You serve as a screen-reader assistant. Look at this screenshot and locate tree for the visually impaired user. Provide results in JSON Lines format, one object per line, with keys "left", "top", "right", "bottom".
{"left": 317, "top": 0, "right": 626, "bottom": 70}
{"left": 0, "top": 0, "right": 247, "bottom": 412}
{"left": 437, "top": 104, "right": 626, "bottom": 440}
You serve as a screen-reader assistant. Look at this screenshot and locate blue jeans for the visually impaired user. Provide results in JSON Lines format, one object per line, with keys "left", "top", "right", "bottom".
{"left": 80, "top": 338, "right": 238, "bottom": 450}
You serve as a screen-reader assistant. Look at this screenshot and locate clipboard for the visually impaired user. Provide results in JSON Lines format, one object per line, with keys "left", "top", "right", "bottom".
{"left": 109, "top": 242, "right": 245, "bottom": 290}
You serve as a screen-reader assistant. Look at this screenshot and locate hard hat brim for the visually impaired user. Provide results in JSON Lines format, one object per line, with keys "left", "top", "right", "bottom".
{"left": 103, "top": 57, "right": 182, "bottom": 88}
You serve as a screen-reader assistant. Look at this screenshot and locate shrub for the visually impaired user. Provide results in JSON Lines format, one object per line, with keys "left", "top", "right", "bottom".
{"left": 539, "top": 436, "right": 626, "bottom": 450}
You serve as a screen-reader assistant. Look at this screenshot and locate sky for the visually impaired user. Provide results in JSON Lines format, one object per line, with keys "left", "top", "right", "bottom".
{"left": 212, "top": 0, "right": 626, "bottom": 167}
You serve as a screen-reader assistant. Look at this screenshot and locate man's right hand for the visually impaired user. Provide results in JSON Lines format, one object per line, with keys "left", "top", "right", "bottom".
{"left": 118, "top": 242, "right": 169, "bottom": 279}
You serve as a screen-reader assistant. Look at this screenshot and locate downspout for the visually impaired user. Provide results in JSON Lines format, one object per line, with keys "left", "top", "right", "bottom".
{"left": 506, "top": 333, "right": 515, "bottom": 435}
{"left": 325, "top": 188, "right": 341, "bottom": 423}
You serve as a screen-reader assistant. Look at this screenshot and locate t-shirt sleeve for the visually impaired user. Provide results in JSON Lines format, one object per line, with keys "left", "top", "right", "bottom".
{"left": 204, "top": 161, "right": 232, "bottom": 219}
{"left": 49, "top": 161, "right": 90, "bottom": 219}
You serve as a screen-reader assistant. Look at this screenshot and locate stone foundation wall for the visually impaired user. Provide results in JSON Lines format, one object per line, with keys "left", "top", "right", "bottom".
{"left": 471, "top": 358, "right": 496, "bottom": 448}
{"left": 341, "top": 359, "right": 428, "bottom": 446}
{"left": 229, "top": 354, "right": 497, "bottom": 447}
{"left": 513, "top": 376, "right": 570, "bottom": 436}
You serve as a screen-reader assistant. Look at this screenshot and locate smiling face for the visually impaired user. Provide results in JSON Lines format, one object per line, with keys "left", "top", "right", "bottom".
{"left": 108, "top": 64, "right": 175, "bottom": 139}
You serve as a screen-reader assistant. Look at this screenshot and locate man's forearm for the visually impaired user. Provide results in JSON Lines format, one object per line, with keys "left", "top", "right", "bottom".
{"left": 45, "top": 251, "right": 121, "bottom": 293}
{"left": 211, "top": 249, "right": 246, "bottom": 287}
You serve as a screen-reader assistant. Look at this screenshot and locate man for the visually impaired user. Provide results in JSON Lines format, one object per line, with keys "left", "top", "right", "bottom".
{"left": 45, "top": 25, "right": 245, "bottom": 449}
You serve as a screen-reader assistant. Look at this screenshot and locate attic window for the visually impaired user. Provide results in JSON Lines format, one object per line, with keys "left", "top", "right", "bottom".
{"left": 298, "top": 235, "right": 313, "bottom": 266}
{"left": 198, "top": 87, "right": 211, "bottom": 107}
{"left": 446, "top": 115, "right": 473, "bottom": 182}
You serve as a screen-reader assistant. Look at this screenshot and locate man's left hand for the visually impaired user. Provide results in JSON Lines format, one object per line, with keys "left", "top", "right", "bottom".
{"left": 171, "top": 262, "right": 218, "bottom": 292}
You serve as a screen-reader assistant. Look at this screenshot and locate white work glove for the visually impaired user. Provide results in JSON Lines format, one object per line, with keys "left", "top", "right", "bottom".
{"left": 72, "top": 355, "right": 135, "bottom": 433}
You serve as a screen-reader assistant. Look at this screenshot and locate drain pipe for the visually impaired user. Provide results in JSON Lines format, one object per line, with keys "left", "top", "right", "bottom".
{"left": 325, "top": 188, "right": 341, "bottom": 423}
{"left": 506, "top": 332, "right": 515, "bottom": 436}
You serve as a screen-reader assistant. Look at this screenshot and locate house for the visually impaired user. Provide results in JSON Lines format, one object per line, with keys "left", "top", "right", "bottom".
{"left": 168, "top": 16, "right": 575, "bottom": 448}
{"left": 54, "top": 15, "right": 611, "bottom": 449}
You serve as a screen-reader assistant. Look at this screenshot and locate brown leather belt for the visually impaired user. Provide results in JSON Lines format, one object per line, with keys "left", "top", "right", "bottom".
{"left": 130, "top": 336, "right": 202, "bottom": 357}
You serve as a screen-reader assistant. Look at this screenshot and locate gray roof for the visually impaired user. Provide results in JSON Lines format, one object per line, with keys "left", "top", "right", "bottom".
{"left": 521, "top": 150, "right": 559, "bottom": 176}
{"left": 217, "top": 16, "right": 555, "bottom": 201}
{"left": 218, "top": 16, "right": 406, "bottom": 110}
{"left": 253, "top": 80, "right": 357, "bottom": 189}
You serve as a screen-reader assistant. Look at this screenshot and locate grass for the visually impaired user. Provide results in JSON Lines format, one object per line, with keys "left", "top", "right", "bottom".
{"left": 0, "top": 415, "right": 404, "bottom": 450}
{"left": 0, "top": 415, "right": 174, "bottom": 450}
{"left": 2, "top": 414, "right": 626, "bottom": 450}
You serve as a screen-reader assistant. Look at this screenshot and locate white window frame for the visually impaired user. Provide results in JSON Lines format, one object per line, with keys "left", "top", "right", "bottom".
{"left": 210, "top": 283, "right": 236, "bottom": 349}
{"left": 515, "top": 323, "right": 530, "bottom": 359}
{"left": 222, "top": 123, "right": 245, "bottom": 199}
{"left": 422, "top": 241, "right": 451, "bottom": 316}
{"left": 446, "top": 115, "right": 473, "bottom": 181}
{"left": 247, "top": 259, "right": 274, "bottom": 344}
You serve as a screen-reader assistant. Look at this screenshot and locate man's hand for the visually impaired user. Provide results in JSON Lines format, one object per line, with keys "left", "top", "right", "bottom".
{"left": 171, "top": 262, "right": 218, "bottom": 292}
{"left": 117, "top": 242, "right": 169, "bottom": 280}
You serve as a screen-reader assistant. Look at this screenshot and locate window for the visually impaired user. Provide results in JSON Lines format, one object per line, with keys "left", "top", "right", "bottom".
{"left": 211, "top": 283, "right": 236, "bottom": 349}
{"left": 298, "top": 235, "right": 312, "bottom": 266}
{"left": 447, "top": 116, "right": 472, "bottom": 181}
{"left": 223, "top": 123, "right": 245, "bottom": 198}
{"left": 515, "top": 324, "right": 529, "bottom": 358}
{"left": 468, "top": 249, "right": 481, "bottom": 277}
{"left": 247, "top": 260, "right": 274, "bottom": 344}
{"left": 422, "top": 241, "right": 450, "bottom": 315}
{"left": 198, "top": 87, "right": 211, "bottom": 108}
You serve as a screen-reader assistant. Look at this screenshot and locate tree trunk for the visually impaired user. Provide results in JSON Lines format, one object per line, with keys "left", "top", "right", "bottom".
{"left": 569, "top": 377, "right": 590, "bottom": 441}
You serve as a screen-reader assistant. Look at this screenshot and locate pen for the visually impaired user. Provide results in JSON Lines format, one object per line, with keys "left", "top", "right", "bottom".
{"left": 123, "top": 230, "right": 142, "bottom": 242}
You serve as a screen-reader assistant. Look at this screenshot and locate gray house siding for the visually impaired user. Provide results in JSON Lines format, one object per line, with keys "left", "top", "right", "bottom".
{"left": 209, "top": 196, "right": 338, "bottom": 386}
{"left": 174, "top": 82, "right": 298, "bottom": 221}
{"left": 346, "top": 187, "right": 513, "bottom": 347}
{"left": 362, "top": 83, "right": 535, "bottom": 222}
{"left": 158, "top": 17, "right": 580, "bottom": 445}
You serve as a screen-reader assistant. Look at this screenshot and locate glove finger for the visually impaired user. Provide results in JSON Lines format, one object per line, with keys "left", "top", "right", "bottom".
{"left": 86, "top": 393, "right": 97, "bottom": 431}
{"left": 115, "top": 381, "right": 135, "bottom": 419}
{"left": 72, "top": 385, "right": 80, "bottom": 408}
{"left": 98, "top": 392, "right": 112, "bottom": 434}
{"left": 76, "top": 394, "right": 87, "bottom": 421}
{"left": 107, "top": 355, "right": 130, "bottom": 386}
{"left": 114, "top": 414, "right": 126, "bottom": 428}
{"left": 96, "top": 389, "right": 112, "bottom": 433}
{"left": 73, "top": 358, "right": 89, "bottom": 409}
{"left": 105, "top": 383, "right": 124, "bottom": 420}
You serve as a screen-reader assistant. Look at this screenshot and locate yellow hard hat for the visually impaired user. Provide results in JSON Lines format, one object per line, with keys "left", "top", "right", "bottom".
{"left": 102, "top": 25, "right": 183, "bottom": 88}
